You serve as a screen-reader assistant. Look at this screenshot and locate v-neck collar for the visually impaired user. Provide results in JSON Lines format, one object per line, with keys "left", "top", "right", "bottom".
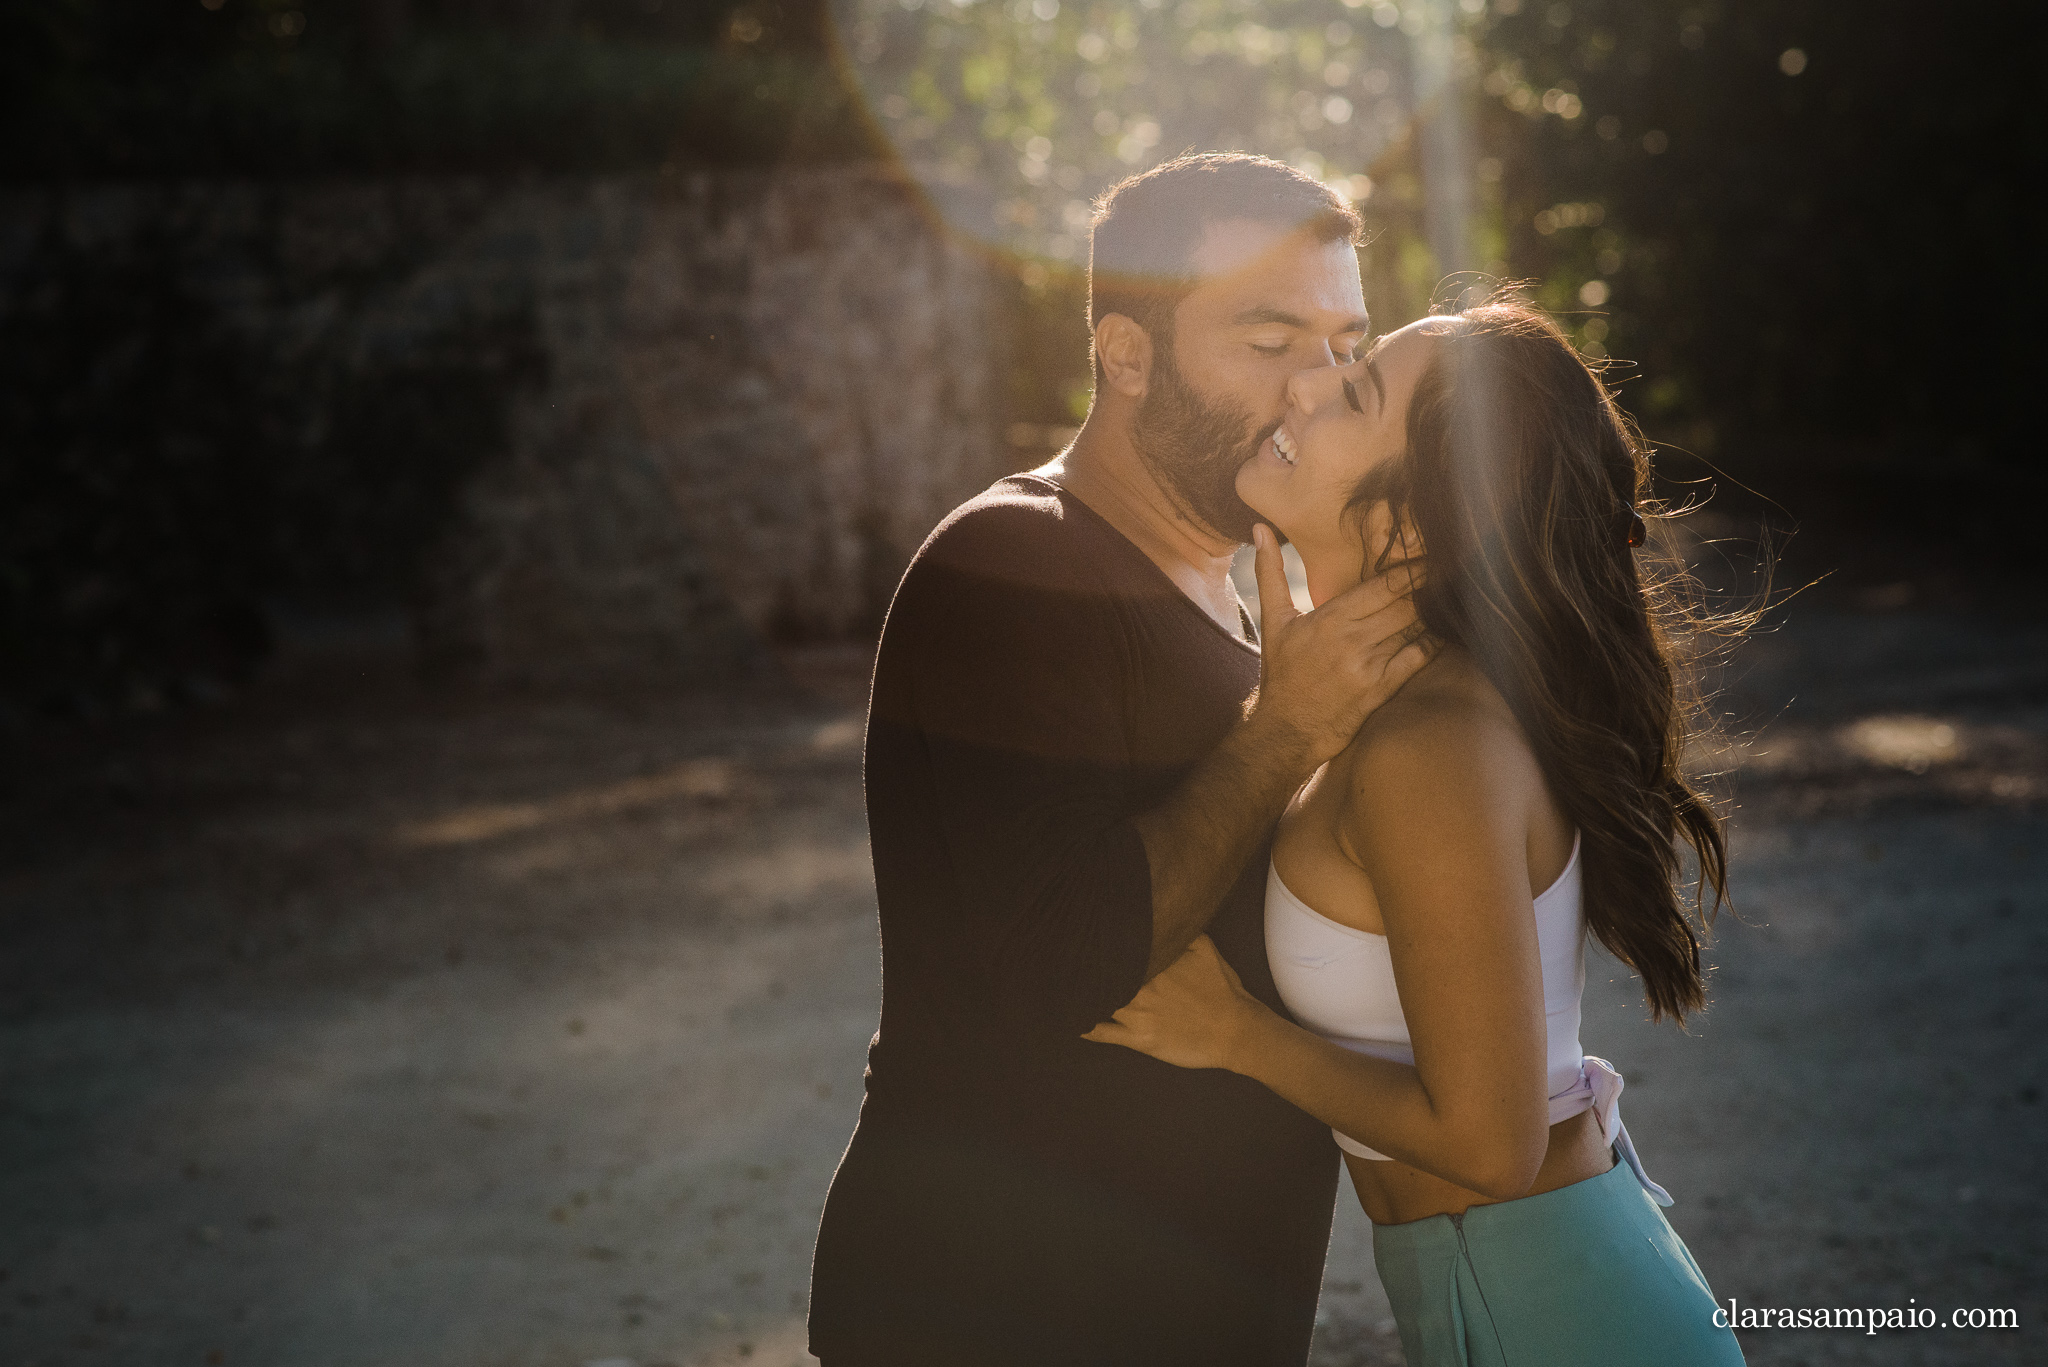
{"left": 1009, "top": 473, "right": 1261, "bottom": 655}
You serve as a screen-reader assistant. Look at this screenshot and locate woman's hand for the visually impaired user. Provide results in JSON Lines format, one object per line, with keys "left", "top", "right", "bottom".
{"left": 1082, "top": 935, "right": 1271, "bottom": 1072}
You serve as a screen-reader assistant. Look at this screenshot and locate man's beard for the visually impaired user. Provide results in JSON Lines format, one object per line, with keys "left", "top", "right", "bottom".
{"left": 1128, "top": 332, "right": 1269, "bottom": 544}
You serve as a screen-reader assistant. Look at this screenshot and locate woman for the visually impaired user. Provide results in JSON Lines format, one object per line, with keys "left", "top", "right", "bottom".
{"left": 1085, "top": 298, "right": 1747, "bottom": 1365}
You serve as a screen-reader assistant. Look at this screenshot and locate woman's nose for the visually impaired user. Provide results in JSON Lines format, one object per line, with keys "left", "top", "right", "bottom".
{"left": 1284, "top": 365, "right": 1336, "bottom": 414}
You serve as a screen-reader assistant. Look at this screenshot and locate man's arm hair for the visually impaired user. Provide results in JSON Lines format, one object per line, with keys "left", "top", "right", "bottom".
{"left": 1135, "top": 535, "right": 1428, "bottom": 977}
{"left": 1134, "top": 706, "right": 1316, "bottom": 976}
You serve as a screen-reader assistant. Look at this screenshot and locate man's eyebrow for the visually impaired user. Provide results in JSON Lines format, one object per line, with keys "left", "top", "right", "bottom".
{"left": 1231, "top": 307, "right": 1375, "bottom": 336}
{"left": 1232, "top": 305, "right": 1309, "bottom": 327}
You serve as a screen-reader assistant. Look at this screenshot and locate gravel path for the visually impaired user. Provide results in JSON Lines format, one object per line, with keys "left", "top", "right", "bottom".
{"left": 2, "top": 604, "right": 2042, "bottom": 1366}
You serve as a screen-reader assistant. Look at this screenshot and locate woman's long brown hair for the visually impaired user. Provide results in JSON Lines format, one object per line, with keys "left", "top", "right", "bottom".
{"left": 1352, "top": 298, "right": 1734, "bottom": 1022}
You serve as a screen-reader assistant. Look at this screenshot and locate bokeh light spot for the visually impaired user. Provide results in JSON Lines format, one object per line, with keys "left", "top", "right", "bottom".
{"left": 1845, "top": 716, "right": 1962, "bottom": 774}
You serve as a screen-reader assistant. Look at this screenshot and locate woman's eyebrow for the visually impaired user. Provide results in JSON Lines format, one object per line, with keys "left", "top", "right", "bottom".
{"left": 1342, "top": 357, "right": 1387, "bottom": 415}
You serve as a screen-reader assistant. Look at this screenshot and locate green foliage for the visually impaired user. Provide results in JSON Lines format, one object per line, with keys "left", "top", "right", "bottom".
{"left": 3, "top": 0, "right": 872, "bottom": 177}
{"left": 845, "top": 0, "right": 2036, "bottom": 460}
{"left": 1480, "top": 0, "right": 2037, "bottom": 458}
{"left": 839, "top": 0, "right": 1417, "bottom": 263}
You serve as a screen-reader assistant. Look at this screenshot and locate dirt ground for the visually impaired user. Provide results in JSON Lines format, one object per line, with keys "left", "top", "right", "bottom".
{"left": 3, "top": 576, "right": 2044, "bottom": 1366}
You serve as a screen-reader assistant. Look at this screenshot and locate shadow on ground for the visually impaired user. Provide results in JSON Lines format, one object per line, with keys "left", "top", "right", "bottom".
{"left": 3, "top": 583, "right": 2043, "bottom": 1365}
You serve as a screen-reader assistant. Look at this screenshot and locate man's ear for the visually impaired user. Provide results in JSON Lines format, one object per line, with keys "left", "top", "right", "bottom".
{"left": 1093, "top": 313, "right": 1152, "bottom": 399}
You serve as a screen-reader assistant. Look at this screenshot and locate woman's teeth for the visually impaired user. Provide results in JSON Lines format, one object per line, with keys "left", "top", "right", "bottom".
{"left": 1272, "top": 427, "right": 1297, "bottom": 465}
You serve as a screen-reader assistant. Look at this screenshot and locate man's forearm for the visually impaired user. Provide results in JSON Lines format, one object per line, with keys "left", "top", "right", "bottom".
{"left": 1133, "top": 709, "right": 1316, "bottom": 976}
{"left": 1129, "top": 534, "right": 1429, "bottom": 979}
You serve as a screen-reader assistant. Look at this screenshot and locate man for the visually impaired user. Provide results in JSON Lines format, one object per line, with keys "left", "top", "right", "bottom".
{"left": 808, "top": 153, "right": 1427, "bottom": 1366}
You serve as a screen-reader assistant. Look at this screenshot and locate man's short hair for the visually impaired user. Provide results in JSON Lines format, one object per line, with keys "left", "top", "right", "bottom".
{"left": 1088, "top": 153, "right": 1363, "bottom": 376}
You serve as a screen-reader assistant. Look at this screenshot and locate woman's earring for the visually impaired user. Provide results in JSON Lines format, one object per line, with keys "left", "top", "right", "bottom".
{"left": 1625, "top": 511, "right": 1647, "bottom": 548}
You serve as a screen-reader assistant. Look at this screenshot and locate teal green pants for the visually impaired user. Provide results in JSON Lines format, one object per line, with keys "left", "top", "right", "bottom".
{"left": 1371, "top": 1153, "right": 1746, "bottom": 1366}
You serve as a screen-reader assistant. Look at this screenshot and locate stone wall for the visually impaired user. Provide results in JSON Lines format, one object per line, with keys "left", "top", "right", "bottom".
{"left": 412, "top": 169, "right": 1012, "bottom": 683}
{"left": 2, "top": 167, "right": 1013, "bottom": 687}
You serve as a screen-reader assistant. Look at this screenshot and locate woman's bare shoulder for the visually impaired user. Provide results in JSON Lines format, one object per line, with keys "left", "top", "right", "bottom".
{"left": 1349, "top": 650, "right": 1526, "bottom": 764}
{"left": 1333, "top": 650, "right": 1544, "bottom": 839}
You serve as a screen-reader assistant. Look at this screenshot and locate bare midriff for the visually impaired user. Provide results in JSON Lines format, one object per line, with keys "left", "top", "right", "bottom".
{"left": 1348, "top": 1107, "right": 1616, "bottom": 1227}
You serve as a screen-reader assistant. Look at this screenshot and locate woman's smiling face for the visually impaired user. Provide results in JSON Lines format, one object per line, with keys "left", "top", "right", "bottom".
{"left": 1235, "top": 316, "right": 1451, "bottom": 581}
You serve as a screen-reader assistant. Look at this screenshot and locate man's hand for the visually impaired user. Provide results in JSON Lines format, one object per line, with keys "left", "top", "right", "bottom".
{"left": 1131, "top": 524, "right": 1430, "bottom": 977}
{"left": 1246, "top": 523, "right": 1431, "bottom": 770}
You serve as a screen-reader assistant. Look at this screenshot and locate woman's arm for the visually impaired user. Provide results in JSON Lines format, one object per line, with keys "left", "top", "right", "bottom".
{"left": 1231, "top": 997, "right": 1542, "bottom": 1199}
{"left": 1086, "top": 697, "right": 1554, "bottom": 1199}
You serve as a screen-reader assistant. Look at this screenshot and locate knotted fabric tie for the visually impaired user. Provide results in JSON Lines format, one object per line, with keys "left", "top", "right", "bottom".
{"left": 1546, "top": 1055, "right": 1674, "bottom": 1207}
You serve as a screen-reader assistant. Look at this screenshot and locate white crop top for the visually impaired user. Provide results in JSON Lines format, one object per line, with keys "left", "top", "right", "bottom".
{"left": 1264, "top": 835, "right": 1672, "bottom": 1205}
